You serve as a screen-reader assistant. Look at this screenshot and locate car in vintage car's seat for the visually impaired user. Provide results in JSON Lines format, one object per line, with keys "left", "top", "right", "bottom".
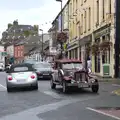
{"left": 50, "top": 59, "right": 99, "bottom": 93}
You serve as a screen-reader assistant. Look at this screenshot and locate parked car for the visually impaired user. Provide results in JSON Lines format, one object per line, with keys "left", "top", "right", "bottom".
{"left": 0, "top": 62, "right": 4, "bottom": 71}
{"left": 50, "top": 59, "right": 99, "bottom": 93}
{"left": 6, "top": 63, "right": 38, "bottom": 92}
{"left": 5, "top": 64, "right": 11, "bottom": 71}
{"left": 33, "top": 62, "right": 53, "bottom": 80}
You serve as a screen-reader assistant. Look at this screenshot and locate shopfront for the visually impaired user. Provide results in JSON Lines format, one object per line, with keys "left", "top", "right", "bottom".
{"left": 93, "top": 24, "right": 112, "bottom": 77}
{"left": 79, "top": 35, "right": 92, "bottom": 67}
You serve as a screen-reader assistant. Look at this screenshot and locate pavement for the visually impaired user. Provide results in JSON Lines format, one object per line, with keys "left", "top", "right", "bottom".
{"left": 0, "top": 72, "right": 120, "bottom": 119}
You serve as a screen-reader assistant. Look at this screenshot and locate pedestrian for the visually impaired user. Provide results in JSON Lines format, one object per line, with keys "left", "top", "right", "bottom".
{"left": 87, "top": 56, "right": 92, "bottom": 73}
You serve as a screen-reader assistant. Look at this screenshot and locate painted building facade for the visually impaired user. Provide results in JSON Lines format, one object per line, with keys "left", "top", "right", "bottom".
{"left": 14, "top": 44, "right": 24, "bottom": 63}
{"left": 67, "top": 0, "right": 115, "bottom": 77}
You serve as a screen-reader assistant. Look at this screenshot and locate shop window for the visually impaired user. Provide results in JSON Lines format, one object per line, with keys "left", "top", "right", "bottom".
{"left": 75, "top": 48, "right": 78, "bottom": 59}
{"left": 102, "top": 35, "right": 110, "bottom": 64}
{"left": 95, "top": 38, "right": 100, "bottom": 73}
{"left": 69, "top": 51, "right": 71, "bottom": 59}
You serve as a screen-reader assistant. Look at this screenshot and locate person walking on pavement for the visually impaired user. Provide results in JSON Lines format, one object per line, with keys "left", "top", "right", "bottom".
{"left": 87, "top": 56, "right": 92, "bottom": 73}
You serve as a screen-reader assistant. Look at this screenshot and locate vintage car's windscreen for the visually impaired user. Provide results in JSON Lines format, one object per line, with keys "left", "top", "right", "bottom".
{"left": 73, "top": 63, "right": 83, "bottom": 69}
{"left": 63, "top": 63, "right": 83, "bottom": 69}
{"left": 63, "top": 63, "right": 74, "bottom": 69}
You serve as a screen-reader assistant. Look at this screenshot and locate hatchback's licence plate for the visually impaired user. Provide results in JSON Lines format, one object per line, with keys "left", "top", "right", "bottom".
{"left": 17, "top": 79, "right": 26, "bottom": 82}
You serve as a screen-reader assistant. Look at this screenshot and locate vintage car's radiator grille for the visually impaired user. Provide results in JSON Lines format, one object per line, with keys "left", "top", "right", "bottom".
{"left": 75, "top": 72, "right": 86, "bottom": 82}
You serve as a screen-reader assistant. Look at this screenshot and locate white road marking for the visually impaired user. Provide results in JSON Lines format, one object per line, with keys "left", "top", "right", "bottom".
{"left": 43, "top": 90, "right": 61, "bottom": 99}
{"left": 86, "top": 107, "right": 120, "bottom": 120}
{"left": 0, "top": 97, "right": 100, "bottom": 120}
{"left": 112, "top": 84, "right": 120, "bottom": 87}
{"left": 0, "top": 84, "right": 6, "bottom": 89}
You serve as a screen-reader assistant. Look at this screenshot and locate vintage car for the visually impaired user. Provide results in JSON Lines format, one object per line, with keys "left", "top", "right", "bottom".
{"left": 50, "top": 59, "right": 99, "bottom": 93}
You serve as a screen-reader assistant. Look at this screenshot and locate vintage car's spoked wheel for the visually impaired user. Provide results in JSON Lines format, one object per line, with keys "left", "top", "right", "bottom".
{"left": 50, "top": 77, "right": 56, "bottom": 89}
{"left": 91, "top": 83, "right": 99, "bottom": 93}
{"left": 63, "top": 81, "right": 68, "bottom": 93}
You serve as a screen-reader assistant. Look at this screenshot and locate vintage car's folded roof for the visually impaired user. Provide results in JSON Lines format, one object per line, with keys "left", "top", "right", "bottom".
{"left": 55, "top": 59, "right": 82, "bottom": 63}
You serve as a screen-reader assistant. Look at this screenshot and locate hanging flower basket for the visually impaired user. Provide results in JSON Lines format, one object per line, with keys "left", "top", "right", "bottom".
{"left": 57, "top": 32, "right": 68, "bottom": 43}
{"left": 99, "top": 41, "right": 112, "bottom": 52}
{"left": 91, "top": 43, "right": 100, "bottom": 55}
{"left": 85, "top": 45, "right": 91, "bottom": 54}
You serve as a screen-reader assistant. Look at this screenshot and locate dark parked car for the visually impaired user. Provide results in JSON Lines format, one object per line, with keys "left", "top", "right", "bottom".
{"left": 33, "top": 62, "right": 53, "bottom": 80}
{"left": 50, "top": 59, "right": 99, "bottom": 93}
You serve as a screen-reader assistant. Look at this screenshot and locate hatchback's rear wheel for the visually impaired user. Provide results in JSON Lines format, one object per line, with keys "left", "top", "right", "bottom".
{"left": 33, "top": 83, "right": 38, "bottom": 90}
{"left": 7, "top": 87, "right": 12, "bottom": 92}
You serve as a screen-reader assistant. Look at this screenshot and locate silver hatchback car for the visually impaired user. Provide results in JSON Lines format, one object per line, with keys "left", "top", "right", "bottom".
{"left": 6, "top": 63, "right": 38, "bottom": 92}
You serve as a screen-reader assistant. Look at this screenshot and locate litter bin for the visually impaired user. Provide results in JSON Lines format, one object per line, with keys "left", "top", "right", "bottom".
{"left": 103, "top": 64, "right": 110, "bottom": 77}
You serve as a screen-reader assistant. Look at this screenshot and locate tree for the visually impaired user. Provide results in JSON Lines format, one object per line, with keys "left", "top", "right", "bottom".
{"left": 23, "top": 30, "right": 31, "bottom": 37}
{"left": 13, "top": 20, "right": 18, "bottom": 26}
{"left": 8, "top": 23, "right": 13, "bottom": 29}
{"left": 33, "top": 25, "right": 38, "bottom": 31}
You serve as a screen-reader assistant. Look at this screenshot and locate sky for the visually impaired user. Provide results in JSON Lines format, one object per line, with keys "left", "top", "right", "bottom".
{"left": 0, "top": 0, "right": 68, "bottom": 38}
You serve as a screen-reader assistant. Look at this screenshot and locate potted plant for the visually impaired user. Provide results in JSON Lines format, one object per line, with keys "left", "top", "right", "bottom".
{"left": 99, "top": 41, "right": 112, "bottom": 53}
{"left": 85, "top": 43, "right": 91, "bottom": 55}
{"left": 57, "top": 32, "right": 68, "bottom": 43}
{"left": 91, "top": 42, "right": 100, "bottom": 55}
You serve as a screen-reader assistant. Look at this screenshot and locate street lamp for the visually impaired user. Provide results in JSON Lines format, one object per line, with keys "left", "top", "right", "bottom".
{"left": 39, "top": 29, "right": 44, "bottom": 61}
{"left": 56, "top": 0, "right": 63, "bottom": 59}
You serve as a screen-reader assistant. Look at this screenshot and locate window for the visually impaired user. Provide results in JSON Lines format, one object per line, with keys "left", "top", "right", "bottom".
{"left": 109, "top": 0, "right": 111, "bottom": 14}
{"left": 84, "top": 10, "right": 87, "bottom": 32}
{"left": 81, "top": 0, "right": 83, "bottom": 5}
{"left": 18, "top": 51, "right": 20, "bottom": 57}
{"left": 97, "top": 0, "right": 99, "bottom": 24}
{"left": 21, "top": 51, "right": 23, "bottom": 57}
{"left": 81, "top": 14, "right": 83, "bottom": 34}
{"left": 103, "top": 0, "right": 105, "bottom": 20}
{"left": 88, "top": 7, "right": 91, "bottom": 30}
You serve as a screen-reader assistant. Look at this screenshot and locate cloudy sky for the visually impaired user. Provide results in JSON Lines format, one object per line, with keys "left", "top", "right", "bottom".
{"left": 0, "top": 0, "right": 67, "bottom": 38}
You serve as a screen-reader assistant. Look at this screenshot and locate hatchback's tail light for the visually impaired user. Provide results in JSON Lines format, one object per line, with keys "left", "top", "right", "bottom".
{"left": 8, "top": 76, "right": 12, "bottom": 81}
{"left": 31, "top": 75, "right": 35, "bottom": 79}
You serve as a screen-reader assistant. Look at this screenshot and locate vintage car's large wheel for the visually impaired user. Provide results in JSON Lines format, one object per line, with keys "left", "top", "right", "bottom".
{"left": 63, "top": 81, "right": 68, "bottom": 93}
{"left": 50, "top": 77, "right": 56, "bottom": 89}
{"left": 91, "top": 84, "right": 99, "bottom": 93}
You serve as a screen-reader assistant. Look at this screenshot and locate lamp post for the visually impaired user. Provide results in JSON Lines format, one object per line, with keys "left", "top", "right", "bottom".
{"left": 39, "top": 29, "right": 44, "bottom": 61}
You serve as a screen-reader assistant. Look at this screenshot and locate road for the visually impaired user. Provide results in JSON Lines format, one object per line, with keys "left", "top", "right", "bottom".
{"left": 0, "top": 72, "right": 120, "bottom": 120}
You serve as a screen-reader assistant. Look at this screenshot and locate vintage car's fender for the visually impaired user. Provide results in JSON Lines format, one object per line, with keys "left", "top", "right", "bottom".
{"left": 59, "top": 69, "right": 64, "bottom": 76}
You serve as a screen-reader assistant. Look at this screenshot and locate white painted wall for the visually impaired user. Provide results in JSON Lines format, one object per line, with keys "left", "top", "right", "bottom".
{"left": 6, "top": 45, "right": 14, "bottom": 57}
{"left": 0, "top": 45, "right": 5, "bottom": 64}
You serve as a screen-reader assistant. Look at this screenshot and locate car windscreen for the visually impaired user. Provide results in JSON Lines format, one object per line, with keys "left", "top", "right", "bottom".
{"left": 24, "top": 60, "right": 37, "bottom": 64}
{"left": 34, "top": 63, "right": 51, "bottom": 69}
